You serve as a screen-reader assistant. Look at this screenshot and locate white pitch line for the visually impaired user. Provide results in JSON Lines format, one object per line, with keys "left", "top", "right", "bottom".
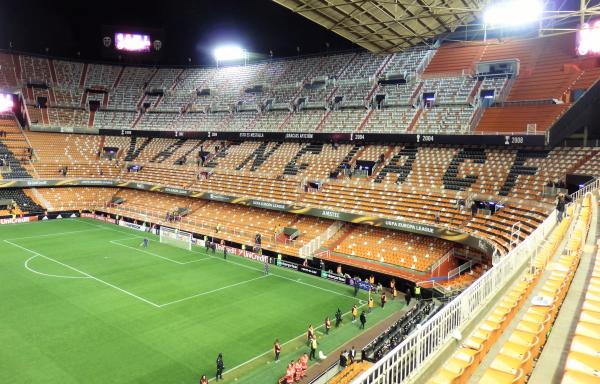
{"left": 191, "top": 248, "right": 362, "bottom": 302}
{"left": 76, "top": 218, "right": 361, "bottom": 301}
{"left": 206, "top": 303, "right": 367, "bottom": 382}
{"left": 109, "top": 240, "right": 212, "bottom": 265}
{"left": 6, "top": 228, "right": 98, "bottom": 241}
{"left": 159, "top": 275, "right": 268, "bottom": 307}
{"left": 24, "top": 256, "right": 91, "bottom": 280}
{"left": 4, "top": 240, "right": 161, "bottom": 308}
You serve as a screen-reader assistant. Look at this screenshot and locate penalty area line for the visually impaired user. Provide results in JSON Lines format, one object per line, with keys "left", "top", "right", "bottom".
{"left": 159, "top": 275, "right": 268, "bottom": 307}
{"left": 4, "top": 239, "right": 161, "bottom": 308}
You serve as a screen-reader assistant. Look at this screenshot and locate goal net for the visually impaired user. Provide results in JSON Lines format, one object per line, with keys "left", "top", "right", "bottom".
{"left": 159, "top": 226, "right": 192, "bottom": 251}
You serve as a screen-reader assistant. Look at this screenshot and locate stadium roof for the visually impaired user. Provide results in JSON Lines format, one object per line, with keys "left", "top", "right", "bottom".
{"left": 272, "top": 0, "right": 486, "bottom": 53}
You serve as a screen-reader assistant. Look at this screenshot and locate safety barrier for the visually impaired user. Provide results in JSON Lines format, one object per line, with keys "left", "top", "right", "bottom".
{"left": 354, "top": 182, "right": 596, "bottom": 383}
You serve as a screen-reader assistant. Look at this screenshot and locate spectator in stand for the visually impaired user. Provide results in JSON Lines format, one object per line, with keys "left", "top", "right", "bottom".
{"left": 556, "top": 192, "right": 571, "bottom": 222}
{"left": 349, "top": 346, "right": 356, "bottom": 364}
{"left": 470, "top": 201, "right": 478, "bottom": 217}
{"left": 435, "top": 212, "right": 440, "bottom": 224}
{"left": 339, "top": 350, "right": 348, "bottom": 370}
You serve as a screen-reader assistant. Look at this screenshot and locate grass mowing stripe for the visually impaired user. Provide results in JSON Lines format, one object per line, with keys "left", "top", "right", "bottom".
{"left": 109, "top": 239, "right": 213, "bottom": 265}
{"left": 1, "top": 218, "right": 393, "bottom": 383}
{"left": 206, "top": 303, "right": 367, "bottom": 382}
{"left": 76, "top": 219, "right": 362, "bottom": 302}
{"left": 6, "top": 228, "right": 98, "bottom": 241}
{"left": 159, "top": 275, "right": 269, "bottom": 307}
{"left": 4, "top": 239, "right": 162, "bottom": 308}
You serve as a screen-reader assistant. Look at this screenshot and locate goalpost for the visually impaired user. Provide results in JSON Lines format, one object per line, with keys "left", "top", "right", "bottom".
{"left": 159, "top": 226, "right": 192, "bottom": 251}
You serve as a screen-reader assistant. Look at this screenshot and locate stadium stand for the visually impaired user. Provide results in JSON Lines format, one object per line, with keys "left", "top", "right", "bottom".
{"left": 327, "top": 224, "right": 454, "bottom": 271}
{"left": 427, "top": 193, "right": 593, "bottom": 384}
{"left": 0, "top": 188, "right": 44, "bottom": 214}
{"left": 561, "top": 241, "right": 600, "bottom": 383}
{"left": 14, "top": 32, "right": 598, "bottom": 136}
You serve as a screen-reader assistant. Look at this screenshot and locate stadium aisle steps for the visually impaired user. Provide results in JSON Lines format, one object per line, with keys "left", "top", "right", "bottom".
{"left": 427, "top": 202, "right": 577, "bottom": 384}
{"left": 475, "top": 195, "right": 593, "bottom": 383}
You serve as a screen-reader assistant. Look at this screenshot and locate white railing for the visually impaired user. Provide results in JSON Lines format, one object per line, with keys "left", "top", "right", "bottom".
{"left": 354, "top": 181, "right": 596, "bottom": 383}
{"left": 447, "top": 260, "right": 473, "bottom": 280}
{"left": 415, "top": 49, "right": 436, "bottom": 77}
{"left": 355, "top": 210, "right": 557, "bottom": 383}
{"left": 571, "top": 177, "right": 599, "bottom": 202}
{"left": 298, "top": 221, "right": 344, "bottom": 259}
{"left": 428, "top": 248, "right": 453, "bottom": 276}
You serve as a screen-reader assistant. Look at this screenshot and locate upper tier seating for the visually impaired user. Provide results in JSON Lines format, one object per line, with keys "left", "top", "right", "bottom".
{"left": 10, "top": 33, "right": 598, "bottom": 134}
{"left": 475, "top": 104, "right": 569, "bottom": 133}
{"left": 0, "top": 53, "right": 18, "bottom": 88}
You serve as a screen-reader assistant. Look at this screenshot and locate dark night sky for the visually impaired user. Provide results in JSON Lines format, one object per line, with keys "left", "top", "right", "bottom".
{"left": 0, "top": 0, "right": 358, "bottom": 65}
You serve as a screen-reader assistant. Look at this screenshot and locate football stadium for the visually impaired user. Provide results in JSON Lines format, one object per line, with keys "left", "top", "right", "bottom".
{"left": 1, "top": 0, "right": 600, "bottom": 383}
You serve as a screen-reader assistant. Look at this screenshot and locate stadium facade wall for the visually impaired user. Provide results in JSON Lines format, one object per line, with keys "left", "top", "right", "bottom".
{"left": 0, "top": 178, "right": 496, "bottom": 254}
{"left": 99, "top": 128, "right": 546, "bottom": 146}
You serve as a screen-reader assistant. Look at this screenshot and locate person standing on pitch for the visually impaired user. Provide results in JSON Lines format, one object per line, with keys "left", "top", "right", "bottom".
{"left": 307, "top": 324, "right": 314, "bottom": 344}
{"left": 309, "top": 336, "right": 317, "bottom": 360}
{"left": 405, "top": 286, "right": 412, "bottom": 306}
{"left": 140, "top": 237, "right": 149, "bottom": 248}
{"left": 215, "top": 353, "right": 224, "bottom": 381}
{"left": 351, "top": 304, "right": 358, "bottom": 322}
{"left": 335, "top": 308, "right": 342, "bottom": 327}
{"left": 359, "top": 310, "right": 367, "bottom": 330}
{"left": 325, "top": 317, "right": 331, "bottom": 335}
{"left": 380, "top": 292, "right": 387, "bottom": 308}
{"left": 274, "top": 339, "right": 281, "bottom": 362}
{"left": 199, "top": 374, "right": 208, "bottom": 384}
{"left": 223, "top": 246, "right": 227, "bottom": 260}
{"left": 264, "top": 260, "right": 269, "bottom": 275}
{"left": 368, "top": 296, "right": 374, "bottom": 313}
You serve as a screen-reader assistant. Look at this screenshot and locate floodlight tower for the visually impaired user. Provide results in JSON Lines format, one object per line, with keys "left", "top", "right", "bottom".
{"left": 213, "top": 45, "right": 247, "bottom": 67}
{"left": 482, "top": 0, "right": 544, "bottom": 40}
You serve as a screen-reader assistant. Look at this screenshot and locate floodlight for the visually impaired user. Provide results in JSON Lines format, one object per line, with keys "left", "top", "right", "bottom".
{"left": 213, "top": 45, "right": 246, "bottom": 62}
{"left": 0, "top": 94, "right": 14, "bottom": 113}
{"left": 484, "top": 0, "right": 543, "bottom": 27}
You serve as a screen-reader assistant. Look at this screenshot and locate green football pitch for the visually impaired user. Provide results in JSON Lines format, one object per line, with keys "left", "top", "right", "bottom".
{"left": 0, "top": 218, "right": 403, "bottom": 384}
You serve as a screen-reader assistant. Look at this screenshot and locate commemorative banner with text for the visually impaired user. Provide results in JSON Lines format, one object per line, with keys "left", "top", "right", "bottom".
{"left": 98, "top": 129, "right": 545, "bottom": 146}
{"left": 1, "top": 178, "right": 496, "bottom": 254}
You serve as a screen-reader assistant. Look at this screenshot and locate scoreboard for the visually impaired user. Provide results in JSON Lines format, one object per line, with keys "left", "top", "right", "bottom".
{"left": 101, "top": 25, "right": 164, "bottom": 62}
